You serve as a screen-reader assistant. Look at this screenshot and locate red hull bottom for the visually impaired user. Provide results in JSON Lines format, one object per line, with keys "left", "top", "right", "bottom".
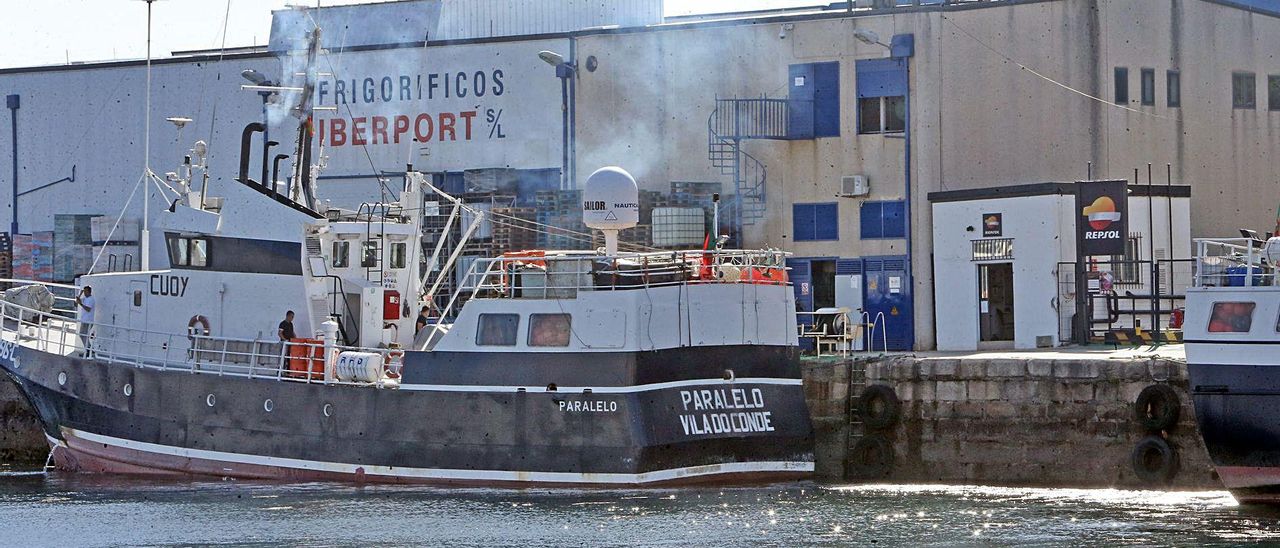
{"left": 1215, "top": 466, "right": 1280, "bottom": 505}
{"left": 46, "top": 431, "right": 811, "bottom": 488}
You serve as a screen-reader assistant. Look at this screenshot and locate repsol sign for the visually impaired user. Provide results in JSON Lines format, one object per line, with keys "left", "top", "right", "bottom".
{"left": 150, "top": 275, "right": 189, "bottom": 297}
{"left": 1076, "top": 180, "right": 1128, "bottom": 256}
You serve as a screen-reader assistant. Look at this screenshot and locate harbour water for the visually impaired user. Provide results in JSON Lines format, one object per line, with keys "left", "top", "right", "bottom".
{"left": 1, "top": 466, "right": 1276, "bottom": 546}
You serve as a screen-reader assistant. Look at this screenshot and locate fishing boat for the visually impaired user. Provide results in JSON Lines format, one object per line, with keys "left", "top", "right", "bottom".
{"left": 0, "top": 27, "right": 813, "bottom": 486}
{"left": 1185, "top": 235, "right": 1280, "bottom": 503}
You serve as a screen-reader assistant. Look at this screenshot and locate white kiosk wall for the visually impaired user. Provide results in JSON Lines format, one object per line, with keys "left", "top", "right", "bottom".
{"left": 931, "top": 187, "right": 1192, "bottom": 351}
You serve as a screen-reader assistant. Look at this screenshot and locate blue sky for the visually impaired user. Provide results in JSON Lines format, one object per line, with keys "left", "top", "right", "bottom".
{"left": 0, "top": 0, "right": 818, "bottom": 70}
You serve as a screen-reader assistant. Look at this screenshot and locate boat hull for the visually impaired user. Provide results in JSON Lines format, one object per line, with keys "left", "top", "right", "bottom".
{"left": 1188, "top": 362, "right": 1280, "bottom": 504}
{"left": 0, "top": 343, "right": 814, "bottom": 486}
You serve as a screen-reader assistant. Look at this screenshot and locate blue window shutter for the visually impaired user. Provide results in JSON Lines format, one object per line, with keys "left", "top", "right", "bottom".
{"left": 815, "top": 203, "right": 839, "bottom": 240}
{"left": 855, "top": 58, "right": 908, "bottom": 99}
{"left": 793, "top": 203, "right": 815, "bottom": 241}
{"left": 882, "top": 200, "right": 906, "bottom": 238}
{"left": 812, "top": 62, "right": 840, "bottom": 138}
{"left": 787, "top": 64, "right": 815, "bottom": 139}
{"left": 860, "top": 201, "right": 883, "bottom": 239}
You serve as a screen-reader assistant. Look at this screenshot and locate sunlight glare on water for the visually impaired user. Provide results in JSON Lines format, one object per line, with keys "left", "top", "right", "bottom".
{"left": 0, "top": 471, "right": 1276, "bottom": 547}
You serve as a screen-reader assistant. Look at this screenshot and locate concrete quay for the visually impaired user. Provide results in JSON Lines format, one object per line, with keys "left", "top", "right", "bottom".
{"left": 804, "top": 346, "right": 1219, "bottom": 490}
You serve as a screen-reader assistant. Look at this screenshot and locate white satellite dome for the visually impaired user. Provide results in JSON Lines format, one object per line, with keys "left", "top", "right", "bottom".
{"left": 582, "top": 166, "right": 639, "bottom": 231}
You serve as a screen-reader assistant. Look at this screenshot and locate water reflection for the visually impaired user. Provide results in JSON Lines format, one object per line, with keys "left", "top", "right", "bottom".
{"left": 0, "top": 470, "right": 1274, "bottom": 547}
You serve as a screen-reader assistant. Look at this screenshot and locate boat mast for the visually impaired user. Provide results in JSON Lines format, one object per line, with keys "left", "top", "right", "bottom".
{"left": 140, "top": 0, "right": 156, "bottom": 270}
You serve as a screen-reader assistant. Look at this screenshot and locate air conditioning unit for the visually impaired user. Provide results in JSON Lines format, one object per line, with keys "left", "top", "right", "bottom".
{"left": 838, "top": 175, "right": 869, "bottom": 197}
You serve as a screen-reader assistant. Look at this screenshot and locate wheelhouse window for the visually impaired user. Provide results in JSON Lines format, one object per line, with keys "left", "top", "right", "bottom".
{"left": 332, "top": 241, "right": 349, "bottom": 268}
{"left": 360, "top": 240, "right": 379, "bottom": 268}
{"left": 168, "top": 235, "right": 209, "bottom": 268}
{"left": 477, "top": 313, "right": 519, "bottom": 346}
{"left": 389, "top": 242, "right": 407, "bottom": 269}
{"left": 1209, "top": 302, "right": 1255, "bottom": 333}
{"left": 528, "top": 314, "right": 571, "bottom": 347}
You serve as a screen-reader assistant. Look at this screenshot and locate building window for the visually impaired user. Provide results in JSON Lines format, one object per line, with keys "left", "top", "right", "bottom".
{"left": 1209, "top": 302, "right": 1255, "bottom": 333}
{"left": 1167, "top": 70, "right": 1181, "bottom": 108}
{"left": 1233, "top": 72, "right": 1256, "bottom": 109}
{"left": 793, "top": 203, "right": 839, "bottom": 241}
{"left": 1140, "top": 68, "right": 1155, "bottom": 106}
{"left": 1270, "top": 75, "right": 1280, "bottom": 111}
{"left": 857, "top": 96, "right": 906, "bottom": 134}
{"left": 884, "top": 96, "right": 906, "bottom": 132}
{"left": 389, "top": 242, "right": 407, "bottom": 269}
{"left": 331, "top": 241, "right": 349, "bottom": 268}
{"left": 860, "top": 200, "right": 906, "bottom": 239}
{"left": 858, "top": 98, "right": 881, "bottom": 134}
{"left": 360, "top": 240, "right": 379, "bottom": 268}
{"left": 476, "top": 313, "right": 519, "bottom": 346}
{"left": 971, "top": 238, "right": 1014, "bottom": 261}
{"left": 528, "top": 313, "right": 571, "bottom": 347}
{"left": 1114, "top": 67, "right": 1129, "bottom": 104}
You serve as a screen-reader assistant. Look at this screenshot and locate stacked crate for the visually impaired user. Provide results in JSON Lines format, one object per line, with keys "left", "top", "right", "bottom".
{"left": 534, "top": 189, "right": 589, "bottom": 250}
{"left": 592, "top": 225, "right": 652, "bottom": 251}
{"left": 91, "top": 216, "right": 141, "bottom": 273}
{"left": 669, "top": 181, "right": 733, "bottom": 238}
{"left": 0, "top": 234, "right": 12, "bottom": 281}
{"left": 32, "top": 231, "right": 54, "bottom": 282}
{"left": 637, "top": 189, "right": 666, "bottom": 226}
{"left": 490, "top": 207, "right": 539, "bottom": 253}
{"left": 12, "top": 235, "right": 32, "bottom": 280}
{"left": 54, "top": 214, "right": 99, "bottom": 282}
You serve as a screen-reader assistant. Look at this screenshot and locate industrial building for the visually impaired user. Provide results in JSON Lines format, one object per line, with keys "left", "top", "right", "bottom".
{"left": 2, "top": 0, "right": 1279, "bottom": 350}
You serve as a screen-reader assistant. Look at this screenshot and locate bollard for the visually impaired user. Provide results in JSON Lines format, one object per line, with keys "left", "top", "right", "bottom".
{"left": 321, "top": 319, "right": 339, "bottom": 384}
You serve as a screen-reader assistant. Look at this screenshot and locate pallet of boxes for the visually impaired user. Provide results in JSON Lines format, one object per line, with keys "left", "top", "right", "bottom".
{"left": 90, "top": 216, "right": 141, "bottom": 273}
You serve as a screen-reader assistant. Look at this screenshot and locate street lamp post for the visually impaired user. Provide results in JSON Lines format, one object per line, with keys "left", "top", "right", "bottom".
{"left": 538, "top": 51, "right": 576, "bottom": 190}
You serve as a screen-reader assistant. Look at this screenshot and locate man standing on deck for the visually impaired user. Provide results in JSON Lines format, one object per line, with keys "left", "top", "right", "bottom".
{"left": 278, "top": 310, "right": 296, "bottom": 342}
{"left": 74, "top": 286, "right": 95, "bottom": 353}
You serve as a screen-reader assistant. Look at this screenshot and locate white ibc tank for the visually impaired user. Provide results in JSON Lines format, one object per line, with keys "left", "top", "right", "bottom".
{"left": 582, "top": 166, "right": 639, "bottom": 230}
{"left": 335, "top": 351, "right": 384, "bottom": 382}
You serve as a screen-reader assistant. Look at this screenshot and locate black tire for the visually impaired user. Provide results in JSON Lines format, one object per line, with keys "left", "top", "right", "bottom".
{"left": 858, "top": 384, "right": 901, "bottom": 430}
{"left": 849, "top": 435, "right": 894, "bottom": 479}
{"left": 1134, "top": 384, "right": 1181, "bottom": 432}
{"left": 1131, "top": 435, "right": 1179, "bottom": 484}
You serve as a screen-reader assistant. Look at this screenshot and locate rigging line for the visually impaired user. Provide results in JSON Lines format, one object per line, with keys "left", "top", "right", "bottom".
{"left": 940, "top": 14, "right": 1181, "bottom": 123}
{"left": 87, "top": 174, "right": 145, "bottom": 275}
{"left": 482, "top": 213, "right": 655, "bottom": 252}
{"left": 201, "top": 0, "right": 236, "bottom": 162}
{"left": 481, "top": 207, "right": 660, "bottom": 251}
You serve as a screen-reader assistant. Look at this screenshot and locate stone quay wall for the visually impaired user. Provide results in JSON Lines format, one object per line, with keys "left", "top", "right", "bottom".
{"left": 803, "top": 355, "right": 1220, "bottom": 490}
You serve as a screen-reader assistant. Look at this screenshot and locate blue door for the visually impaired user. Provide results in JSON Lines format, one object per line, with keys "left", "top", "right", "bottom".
{"left": 862, "top": 255, "right": 913, "bottom": 351}
{"left": 786, "top": 258, "right": 814, "bottom": 351}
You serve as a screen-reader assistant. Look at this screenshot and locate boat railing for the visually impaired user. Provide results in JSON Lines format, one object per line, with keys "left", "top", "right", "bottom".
{"left": 1193, "top": 238, "right": 1279, "bottom": 287}
{"left": 0, "top": 278, "right": 80, "bottom": 317}
{"left": 458, "top": 249, "right": 792, "bottom": 297}
{"left": 0, "top": 288, "right": 404, "bottom": 386}
{"left": 419, "top": 248, "right": 791, "bottom": 349}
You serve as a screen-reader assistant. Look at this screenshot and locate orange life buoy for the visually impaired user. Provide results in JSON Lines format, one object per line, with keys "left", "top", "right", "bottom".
{"left": 187, "top": 315, "right": 211, "bottom": 341}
